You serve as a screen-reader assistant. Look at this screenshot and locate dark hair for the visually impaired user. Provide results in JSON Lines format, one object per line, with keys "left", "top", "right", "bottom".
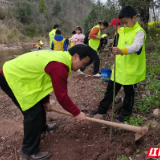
{"left": 98, "top": 21, "right": 108, "bottom": 27}
{"left": 118, "top": 6, "right": 136, "bottom": 19}
{"left": 72, "top": 31, "right": 76, "bottom": 34}
{"left": 68, "top": 44, "right": 91, "bottom": 60}
{"left": 55, "top": 30, "right": 61, "bottom": 35}
{"left": 106, "top": 33, "right": 110, "bottom": 36}
{"left": 54, "top": 24, "right": 59, "bottom": 29}
{"left": 76, "top": 26, "right": 82, "bottom": 33}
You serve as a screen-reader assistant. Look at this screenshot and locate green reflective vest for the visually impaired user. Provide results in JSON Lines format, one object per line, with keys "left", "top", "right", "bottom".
{"left": 3, "top": 50, "right": 72, "bottom": 111}
{"left": 111, "top": 22, "right": 146, "bottom": 85}
{"left": 89, "top": 25, "right": 101, "bottom": 51}
{"left": 49, "top": 29, "right": 56, "bottom": 48}
{"left": 102, "top": 34, "right": 107, "bottom": 38}
{"left": 40, "top": 40, "right": 44, "bottom": 45}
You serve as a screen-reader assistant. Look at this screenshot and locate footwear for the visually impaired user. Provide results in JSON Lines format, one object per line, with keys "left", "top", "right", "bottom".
{"left": 77, "top": 69, "right": 84, "bottom": 74}
{"left": 90, "top": 108, "right": 106, "bottom": 116}
{"left": 21, "top": 151, "right": 50, "bottom": 160}
{"left": 46, "top": 123, "right": 58, "bottom": 133}
{"left": 93, "top": 73, "right": 101, "bottom": 77}
{"left": 116, "top": 114, "right": 129, "bottom": 123}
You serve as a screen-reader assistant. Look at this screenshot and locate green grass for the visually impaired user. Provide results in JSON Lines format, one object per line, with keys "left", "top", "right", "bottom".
{"left": 96, "top": 88, "right": 106, "bottom": 92}
{"left": 117, "top": 155, "right": 127, "bottom": 160}
{"left": 134, "top": 45, "right": 160, "bottom": 116}
{"left": 103, "top": 58, "right": 108, "bottom": 61}
{"left": 125, "top": 115, "right": 145, "bottom": 126}
{"left": 136, "top": 149, "right": 140, "bottom": 153}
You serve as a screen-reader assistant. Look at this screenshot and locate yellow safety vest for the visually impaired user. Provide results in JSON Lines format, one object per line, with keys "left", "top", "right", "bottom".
{"left": 3, "top": 50, "right": 72, "bottom": 111}
{"left": 70, "top": 37, "right": 74, "bottom": 48}
{"left": 49, "top": 29, "right": 56, "bottom": 48}
{"left": 35, "top": 44, "right": 40, "bottom": 49}
{"left": 89, "top": 25, "right": 101, "bottom": 51}
{"left": 40, "top": 40, "right": 44, "bottom": 45}
{"left": 111, "top": 22, "right": 146, "bottom": 85}
{"left": 101, "top": 34, "right": 107, "bottom": 38}
{"left": 53, "top": 39, "right": 65, "bottom": 51}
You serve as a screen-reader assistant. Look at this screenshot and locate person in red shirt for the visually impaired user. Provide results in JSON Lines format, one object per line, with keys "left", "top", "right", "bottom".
{"left": 0, "top": 44, "right": 91, "bottom": 160}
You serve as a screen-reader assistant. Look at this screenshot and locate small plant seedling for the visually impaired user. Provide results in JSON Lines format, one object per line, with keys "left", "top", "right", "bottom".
{"left": 96, "top": 88, "right": 106, "bottom": 92}
{"left": 136, "top": 149, "right": 140, "bottom": 153}
{"left": 153, "top": 114, "right": 159, "bottom": 118}
{"left": 155, "top": 144, "right": 160, "bottom": 147}
{"left": 117, "top": 155, "right": 127, "bottom": 160}
{"left": 103, "top": 58, "right": 108, "bottom": 61}
{"left": 145, "top": 123, "right": 156, "bottom": 128}
{"left": 125, "top": 116, "right": 144, "bottom": 126}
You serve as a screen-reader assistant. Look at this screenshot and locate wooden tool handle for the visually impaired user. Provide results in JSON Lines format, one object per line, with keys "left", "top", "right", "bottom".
{"left": 51, "top": 108, "right": 72, "bottom": 116}
{"left": 86, "top": 117, "right": 142, "bottom": 133}
{"left": 50, "top": 108, "right": 143, "bottom": 134}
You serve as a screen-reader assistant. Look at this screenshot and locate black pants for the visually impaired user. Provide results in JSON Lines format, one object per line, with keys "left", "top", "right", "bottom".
{"left": 80, "top": 47, "right": 100, "bottom": 75}
{"left": 0, "top": 74, "right": 47, "bottom": 155}
{"left": 98, "top": 80, "right": 136, "bottom": 116}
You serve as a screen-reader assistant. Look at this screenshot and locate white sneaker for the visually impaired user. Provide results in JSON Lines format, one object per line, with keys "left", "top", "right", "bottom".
{"left": 77, "top": 69, "right": 84, "bottom": 74}
{"left": 93, "top": 73, "right": 101, "bottom": 77}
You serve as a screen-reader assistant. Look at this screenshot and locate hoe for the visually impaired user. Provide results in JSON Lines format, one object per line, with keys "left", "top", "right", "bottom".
{"left": 50, "top": 108, "right": 148, "bottom": 141}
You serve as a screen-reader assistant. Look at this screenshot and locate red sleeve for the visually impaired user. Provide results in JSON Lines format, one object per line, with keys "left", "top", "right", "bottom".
{"left": 45, "top": 62, "right": 80, "bottom": 116}
{"left": 89, "top": 27, "right": 99, "bottom": 39}
{"left": 1, "top": 69, "right": 4, "bottom": 76}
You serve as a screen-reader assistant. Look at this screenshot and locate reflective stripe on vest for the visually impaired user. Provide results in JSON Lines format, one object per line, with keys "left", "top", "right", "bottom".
{"left": 111, "top": 22, "right": 146, "bottom": 85}
{"left": 53, "top": 39, "right": 65, "bottom": 51}
{"left": 3, "top": 50, "right": 72, "bottom": 111}
{"left": 49, "top": 29, "right": 56, "bottom": 48}
{"left": 89, "top": 25, "right": 101, "bottom": 51}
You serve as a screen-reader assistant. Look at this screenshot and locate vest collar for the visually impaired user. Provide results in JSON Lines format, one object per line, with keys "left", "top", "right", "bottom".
{"left": 123, "top": 22, "right": 140, "bottom": 32}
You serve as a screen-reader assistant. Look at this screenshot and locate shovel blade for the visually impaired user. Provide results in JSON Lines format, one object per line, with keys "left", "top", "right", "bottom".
{"left": 135, "top": 126, "right": 148, "bottom": 141}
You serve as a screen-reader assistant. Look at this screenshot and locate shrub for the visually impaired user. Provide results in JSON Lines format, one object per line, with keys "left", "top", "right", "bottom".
{"left": 8, "top": 29, "right": 19, "bottom": 39}
{"left": 24, "top": 24, "right": 37, "bottom": 38}
{"left": 0, "top": 6, "right": 7, "bottom": 20}
{"left": 16, "top": 1, "right": 33, "bottom": 24}
{"left": 37, "top": 26, "right": 46, "bottom": 37}
{"left": 0, "top": 24, "right": 9, "bottom": 44}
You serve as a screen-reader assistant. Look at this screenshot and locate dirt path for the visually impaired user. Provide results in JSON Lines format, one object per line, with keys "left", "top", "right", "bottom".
{"left": 0, "top": 54, "right": 159, "bottom": 160}
{"left": 0, "top": 41, "right": 48, "bottom": 51}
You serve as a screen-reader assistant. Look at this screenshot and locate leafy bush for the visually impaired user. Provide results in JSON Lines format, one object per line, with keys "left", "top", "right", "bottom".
{"left": 24, "top": 24, "right": 37, "bottom": 38}
{"left": 8, "top": 29, "right": 19, "bottom": 39}
{"left": 52, "top": 2, "right": 62, "bottom": 16}
{"left": 0, "top": 24, "right": 9, "bottom": 44}
{"left": 16, "top": 1, "right": 33, "bottom": 24}
{"left": 0, "top": 6, "right": 7, "bottom": 20}
{"left": 39, "top": 0, "right": 48, "bottom": 19}
{"left": 37, "top": 26, "right": 45, "bottom": 37}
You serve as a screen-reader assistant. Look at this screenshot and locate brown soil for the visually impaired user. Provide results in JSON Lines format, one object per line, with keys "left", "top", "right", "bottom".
{"left": 0, "top": 53, "right": 159, "bottom": 160}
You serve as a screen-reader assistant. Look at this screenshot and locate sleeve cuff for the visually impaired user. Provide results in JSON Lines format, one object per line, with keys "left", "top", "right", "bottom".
{"left": 121, "top": 48, "right": 128, "bottom": 55}
{"left": 73, "top": 109, "right": 81, "bottom": 116}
